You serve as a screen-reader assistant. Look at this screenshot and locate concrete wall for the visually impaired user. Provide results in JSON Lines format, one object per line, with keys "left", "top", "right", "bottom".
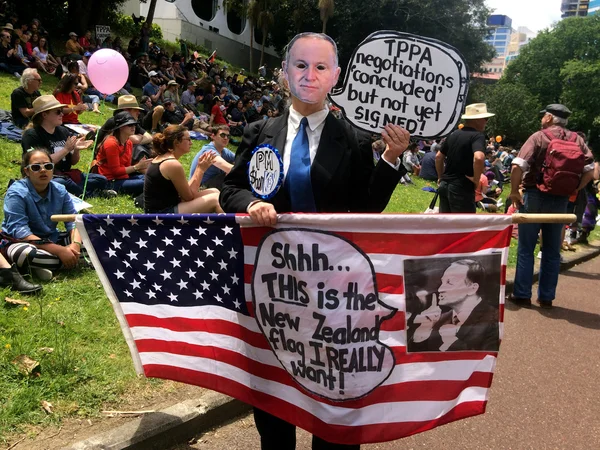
{"left": 122, "top": 0, "right": 281, "bottom": 71}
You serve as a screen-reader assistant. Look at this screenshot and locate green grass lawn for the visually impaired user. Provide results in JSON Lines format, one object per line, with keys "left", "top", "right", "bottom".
{"left": 0, "top": 71, "right": 597, "bottom": 441}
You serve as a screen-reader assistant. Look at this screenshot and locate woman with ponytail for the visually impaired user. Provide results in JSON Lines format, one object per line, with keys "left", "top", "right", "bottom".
{"left": 143, "top": 125, "right": 224, "bottom": 214}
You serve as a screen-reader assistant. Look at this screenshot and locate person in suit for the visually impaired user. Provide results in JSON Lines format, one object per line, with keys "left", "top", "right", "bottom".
{"left": 407, "top": 259, "right": 499, "bottom": 353}
{"left": 220, "top": 32, "right": 411, "bottom": 450}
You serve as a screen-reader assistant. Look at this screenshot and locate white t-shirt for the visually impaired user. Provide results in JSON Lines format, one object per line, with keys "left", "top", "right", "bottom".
{"left": 33, "top": 47, "right": 48, "bottom": 62}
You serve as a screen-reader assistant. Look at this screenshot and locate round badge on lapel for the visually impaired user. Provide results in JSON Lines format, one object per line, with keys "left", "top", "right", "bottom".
{"left": 247, "top": 144, "right": 284, "bottom": 200}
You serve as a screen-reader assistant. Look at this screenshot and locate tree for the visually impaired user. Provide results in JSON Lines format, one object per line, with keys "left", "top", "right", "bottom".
{"left": 318, "top": 0, "right": 334, "bottom": 33}
{"left": 270, "top": 0, "right": 495, "bottom": 76}
{"left": 502, "top": 15, "right": 600, "bottom": 150}
{"left": 144, "top": 0, "right": 158, "bottom": 26}
{"left": 475, "top": 83, "right": 541, "bottom": 145}
{"left": 258, "top": 2, "right": 275, "bottom": 68}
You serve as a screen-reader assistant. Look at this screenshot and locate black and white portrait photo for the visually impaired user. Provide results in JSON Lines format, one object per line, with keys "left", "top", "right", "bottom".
{"left": 404, "top": 255, "right": 501, "bottom": 353}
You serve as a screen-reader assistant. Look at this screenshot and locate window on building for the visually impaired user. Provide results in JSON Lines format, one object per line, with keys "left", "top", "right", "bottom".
{"left": 227, "top": 1, "right": 248, "bottom": 35}
{"left": 192, "top": 0, "right": 218, "bottom": 21}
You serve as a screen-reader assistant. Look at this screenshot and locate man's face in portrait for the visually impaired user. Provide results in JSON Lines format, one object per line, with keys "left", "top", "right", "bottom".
{"left": 283, "top": 37, "right": 341, "bottom": 105}
{"left": 438, "top": 263, "right": 478, "bottom": 309}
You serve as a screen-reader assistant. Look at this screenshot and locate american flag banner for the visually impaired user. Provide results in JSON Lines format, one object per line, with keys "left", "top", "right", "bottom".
{"left": 76, "top": 213, "right": 513, "bottom": 445}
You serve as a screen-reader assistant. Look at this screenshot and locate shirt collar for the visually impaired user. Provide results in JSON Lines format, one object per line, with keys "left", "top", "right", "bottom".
{"left": 25, "top": 178, "right": 50, "bottom": 203}
{"left": 289, "top": 105, "right": 329, "bottom": 132}
{"left": 453, "top": 295, "right": 482, "bottom": 326}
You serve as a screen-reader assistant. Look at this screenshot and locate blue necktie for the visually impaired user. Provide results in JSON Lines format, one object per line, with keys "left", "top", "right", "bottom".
{"left": 286, "top": 117, "right": 316, "bottom": 212}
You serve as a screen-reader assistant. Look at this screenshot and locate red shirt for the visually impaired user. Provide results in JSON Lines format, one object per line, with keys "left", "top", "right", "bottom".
{"left": 54, "top": 91, "right": 81, "bottom": 124}
{"left": 97, "top": 136, "right": 133, "bottom": 180}
{"left": 79, "top": 37, "right": 90, "bottom": 49}
{"left": 211, "top": 104, "right": 228, "bottom": 125}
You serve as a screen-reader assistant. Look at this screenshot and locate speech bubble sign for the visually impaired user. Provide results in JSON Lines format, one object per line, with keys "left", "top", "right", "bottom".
{"left": 329, "top": 31, "right": 469, "bottom": 139}
{"left": 252, "top": 228, "right": 396, "bottom": 401}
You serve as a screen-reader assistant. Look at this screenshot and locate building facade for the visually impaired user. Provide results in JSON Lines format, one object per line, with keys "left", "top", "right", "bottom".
{"left": 561, "top": 0, "right": 590, "bottom": 18}
{"left": 484, "top": 15, "right": 513, "bottom": 58}
{"left": 121, "top": 0, "right": 280, "bottom": 70}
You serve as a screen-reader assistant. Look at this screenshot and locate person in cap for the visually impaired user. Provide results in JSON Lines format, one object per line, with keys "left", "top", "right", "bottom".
{"left": 143, "top": 70, "right": 166, "bottom": 106}
{"left": 508, "top": 104, "right": 595, "bottom": 310}
{"left": 65, "top": 32, "right": 83, "bottom": 60}
{"left": 220, "top": 32, "right": 411, "bottom": 450}
{"left": 160, "top": 99, "right": 195, "bottom": 130}
{"left": 21, "top": 95, "right": 113, "bottom": 198}
{"left": 11, "top": 68, "right": 42, "bottom": 128}
{"left": 209, "top": 96, "right": 227, "bottom": 127}
{"left": 435, "top": 103, "right": 493, "bottom": 213}
{"left": 181, "top": 81, "right": 203, "bottom": 109}
{"left": 95, "top": 111, "right": 152, "bottom": 196}
{"left": 2, "top": 148, "right": 85, "bottom": 283}
{"left": 96, "top": 95, "right": 153, "bottom": 161}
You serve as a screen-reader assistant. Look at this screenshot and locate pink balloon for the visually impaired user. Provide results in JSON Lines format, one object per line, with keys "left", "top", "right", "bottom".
{"left": 87, "top": 49, "right": 129, "bottom": 95}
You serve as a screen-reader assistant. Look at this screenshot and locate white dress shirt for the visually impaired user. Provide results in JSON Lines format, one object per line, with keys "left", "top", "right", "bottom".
{"left": 283, "top": 105, "right": 401, "bottom": 181}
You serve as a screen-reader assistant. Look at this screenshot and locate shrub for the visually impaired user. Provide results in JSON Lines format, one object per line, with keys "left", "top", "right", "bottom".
{"left": 110, "top": 13, "right": 163, "bottom": 40}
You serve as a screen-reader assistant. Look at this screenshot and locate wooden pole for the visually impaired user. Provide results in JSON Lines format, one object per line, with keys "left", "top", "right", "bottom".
{"left": 51, "top": 213, "right": 578, "bottom": 224}
{"left": 511, "top": 213, "right": 576, "bottom": 224}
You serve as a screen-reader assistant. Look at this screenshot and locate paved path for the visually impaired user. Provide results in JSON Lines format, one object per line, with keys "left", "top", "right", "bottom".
{"left": 172, "top": 256, "right": 600, "bottom": 450}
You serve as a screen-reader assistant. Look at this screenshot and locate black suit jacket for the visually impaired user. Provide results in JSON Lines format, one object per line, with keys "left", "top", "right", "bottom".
{"left": 408, "top": 300, "right": 499, "bottom": 352}
{"left": 220, "top": 112, "right": 406, "bottom": 213}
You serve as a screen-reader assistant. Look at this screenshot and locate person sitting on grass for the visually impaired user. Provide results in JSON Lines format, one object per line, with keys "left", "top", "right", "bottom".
{"left": 11, "top": 68, "right": 41, "bottom": 129}
{"left": 53, "top": 74, "right": 101, "bottom": 124}
{"left": 209, "top": 96, "right": 228, "bottom": 127}
{"left": 2, "top": 149, "right": 85, "bottom": 281}
{"left": 0, "top": 28, "right": 25, "bottom": 76}
{"left": 189, "top": 125, "right": 234, "bottom": 190}
{"left": 143, "top": 125, "right": 223, "bottom": 214}
{"left": 21, "top": 95, "right": 113, "bottom": 198}
{"left": 32, "top": 35, "right": 58, "bottom": 74}
{"left": 95, "top": 111, "right": 152, "bottom": 196}
{"left": 403, "top": 143, "right": 421, "bottom": 176}
{"left": 0, "top": 251, "right": 42, "bottom": 294}
{"left": 96, "top": 95, "right": 153, "bottom": 164}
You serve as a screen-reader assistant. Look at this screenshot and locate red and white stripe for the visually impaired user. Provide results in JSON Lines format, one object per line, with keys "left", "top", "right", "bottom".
{"left": 81, "top": 214, "right": 512, "bottom": 444}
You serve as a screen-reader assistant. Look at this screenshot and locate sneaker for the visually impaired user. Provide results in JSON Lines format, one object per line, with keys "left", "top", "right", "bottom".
{"left": 507, "top": 293, "right": 532, "bottom": 308}
{"left": 536, "top": 299, "right": 553, "bottom": 309}
{"left": 32, "top": 268, "right": 53, "bottom": 281}
{"left": 537, "top": 251, "right": 542, "bottom": 259}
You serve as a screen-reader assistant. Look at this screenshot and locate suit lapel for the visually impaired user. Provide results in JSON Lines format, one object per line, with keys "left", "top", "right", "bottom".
{"left": 311, "top": 113, "right": 346, "bottom": 204}
{"left": 259, "top": 113, "right": 290, "bottom": 210}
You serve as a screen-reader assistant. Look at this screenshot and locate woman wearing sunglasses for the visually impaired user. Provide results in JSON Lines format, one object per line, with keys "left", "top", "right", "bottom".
{"left": 144, "top": 125, "right": 223, "bottom": 214}
{"left": 95, "top": 111, "right": 151, "bottom": 196}
{"left": 2, "top": 149, "right": 84, "bottom": 281}
{"left": 21, "top": 95, "right": 113, "bottom": 198}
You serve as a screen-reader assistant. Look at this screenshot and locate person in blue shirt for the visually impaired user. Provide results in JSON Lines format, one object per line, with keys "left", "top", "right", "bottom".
{"left": 419, "top": 150, "right": 439, "bottom": 181}
{"left": 2, "top": 149, "right": 84, "bottom": 281}
{"left": 189, "top": 125, "right": 235, "bottom": 189}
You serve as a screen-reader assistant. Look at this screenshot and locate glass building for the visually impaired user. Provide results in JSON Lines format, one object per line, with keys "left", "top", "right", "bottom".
{"left": 561, "top": 0, "right": 590, "bottom": 18}
{"left": 484, "top": 15, "right": 513, "bottom": 58}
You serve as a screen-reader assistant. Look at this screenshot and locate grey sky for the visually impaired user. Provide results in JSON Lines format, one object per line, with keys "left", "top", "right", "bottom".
{"left": 485, "top": 0, "right": 563, "bottom": 32}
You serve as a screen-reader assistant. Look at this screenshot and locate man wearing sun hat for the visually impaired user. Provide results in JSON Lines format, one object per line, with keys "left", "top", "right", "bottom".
{"left": 96, "top": 95, "right": 153, "bottom": 163}
{"left": 435, "top": 103, "right": 493, "bottom": 213}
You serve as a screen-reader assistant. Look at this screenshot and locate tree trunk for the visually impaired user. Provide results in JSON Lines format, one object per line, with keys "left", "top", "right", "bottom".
{"left": 322, "top": 17, "right": 327, "bottom": 34}
{"left": 249, "top": 26, "right": 254, "bottom": 73}
{"left": 260, "top": 26, "right": 267, "bottom": 68}
{"left": 146, "top": 0, "right": 158, "bottom": 25}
